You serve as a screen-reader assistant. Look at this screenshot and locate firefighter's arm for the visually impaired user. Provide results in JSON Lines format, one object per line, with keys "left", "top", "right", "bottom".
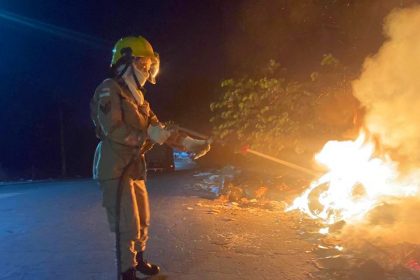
{"left": 96, "top": 88, "right": 142, "bottom": 146}
{"left": 145, "top": 102, "right": 210, "bottom": 158}
{"left": 144, "top": 105, "right": 170, "bottom": 145}
{"left": 147, "top": 124, "right": 210, "bottom": 159}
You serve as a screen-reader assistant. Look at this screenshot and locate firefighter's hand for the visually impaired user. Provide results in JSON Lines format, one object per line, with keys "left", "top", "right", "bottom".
{"left": 147, "top": 124, "right": 171, "bottom": 144}
{"left": 182, "top": 136, "right": 211, "bottom": 159}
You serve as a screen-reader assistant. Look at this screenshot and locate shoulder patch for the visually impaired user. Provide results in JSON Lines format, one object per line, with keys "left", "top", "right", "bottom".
{"left": 100, "top": 100, "right": 111, "bottom": 114}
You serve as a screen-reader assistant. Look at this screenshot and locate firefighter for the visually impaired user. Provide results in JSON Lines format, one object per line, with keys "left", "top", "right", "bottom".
{"left": 90, "top": 36, "right": 210, "bottom": 280}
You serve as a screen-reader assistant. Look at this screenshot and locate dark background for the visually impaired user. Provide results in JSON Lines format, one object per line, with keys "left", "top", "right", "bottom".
{"left": 0, "top": 0, "right": 416, "bottom": 179}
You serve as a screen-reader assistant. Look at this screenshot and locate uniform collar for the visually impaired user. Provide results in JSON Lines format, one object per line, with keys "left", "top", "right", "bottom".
{"left": 114, "top": 78, "right": 149, "bottom": 108}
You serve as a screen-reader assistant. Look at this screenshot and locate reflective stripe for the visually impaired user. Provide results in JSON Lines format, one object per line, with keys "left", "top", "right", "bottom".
{"left": 99, "top": 91, "right": 111, "bottom": 98}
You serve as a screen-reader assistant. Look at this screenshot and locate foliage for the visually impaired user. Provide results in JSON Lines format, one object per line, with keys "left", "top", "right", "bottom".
{"left": 210, "top": 56, "right": 360, "bottom": 158}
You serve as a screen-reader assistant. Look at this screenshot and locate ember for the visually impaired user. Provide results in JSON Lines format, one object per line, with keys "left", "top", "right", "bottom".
{"left": 406, "top": 259, "right": 420, "bottom": 271}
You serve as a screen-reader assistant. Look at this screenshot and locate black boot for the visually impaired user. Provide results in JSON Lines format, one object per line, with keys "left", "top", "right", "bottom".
{"left": 136, "top": 251, "right": 160, "bottom": 276}
{"left": 121, "top": 268, "right": 140, "bottom": 280}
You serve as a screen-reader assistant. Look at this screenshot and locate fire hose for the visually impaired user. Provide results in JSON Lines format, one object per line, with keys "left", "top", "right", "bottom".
{"left": 115, "top": 163, "right": 132, "bottom": 280}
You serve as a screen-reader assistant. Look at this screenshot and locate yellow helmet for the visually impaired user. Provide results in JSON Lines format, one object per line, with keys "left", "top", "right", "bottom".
{"left": 111, "top": 36, "right": 155, "bottom": 66}
{"left": 111, "top": 36, "right": 160, "bottom": 84}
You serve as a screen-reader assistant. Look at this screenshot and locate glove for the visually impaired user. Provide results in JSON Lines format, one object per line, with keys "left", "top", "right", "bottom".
{"left": 147, "top": 124, "right": 171, "bottom": 144}
{"left": 182, "top": 136, "right": 211, "bottom": 159}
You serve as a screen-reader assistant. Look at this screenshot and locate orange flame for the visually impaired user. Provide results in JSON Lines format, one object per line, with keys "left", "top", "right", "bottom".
{"left": 287, "top": 131, "right": 419, "bottom": 225}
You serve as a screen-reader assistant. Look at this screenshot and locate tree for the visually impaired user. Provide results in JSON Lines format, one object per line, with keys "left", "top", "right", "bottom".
{"left": 210, "top": 56, "right": 361, "bottom": 160}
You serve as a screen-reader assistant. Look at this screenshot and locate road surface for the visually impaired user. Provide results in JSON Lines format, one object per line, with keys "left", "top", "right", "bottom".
{"left": 0, "top": 171, "right": 317, "bottom": 280}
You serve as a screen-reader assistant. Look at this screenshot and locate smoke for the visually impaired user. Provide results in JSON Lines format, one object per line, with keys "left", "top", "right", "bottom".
{"left": 345, "top": 6, "right": 420, "bottom": 245}
{"left": 336, "top": 199, "right": 419, "bottom": 272}
{"left": 341, "top": 197, "right": 420, "bottom": 245}
{"left": 352, "top": 5, "right": 420, "bottom": 168}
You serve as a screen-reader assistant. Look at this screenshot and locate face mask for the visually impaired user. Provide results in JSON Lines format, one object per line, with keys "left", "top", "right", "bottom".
{"left": 121, "top": 65, "right": 146, "bottom": 105}
{"left": 131, "top": 63, "right": 149, "bottom": 87}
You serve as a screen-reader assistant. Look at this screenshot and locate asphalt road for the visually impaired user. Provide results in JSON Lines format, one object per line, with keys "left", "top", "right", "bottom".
{"left": 0, "top": 171, "right": 317, "bottom": 280}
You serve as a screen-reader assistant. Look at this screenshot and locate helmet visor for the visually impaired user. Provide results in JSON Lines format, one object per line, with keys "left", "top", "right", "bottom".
{"left": 148, "top": 53, "right": 160, "bottom": 85}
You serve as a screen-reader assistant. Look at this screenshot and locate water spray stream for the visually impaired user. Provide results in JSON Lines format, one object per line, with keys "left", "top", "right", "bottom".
{"left": 241, "top": 146, "right": 320, "bottom": 177}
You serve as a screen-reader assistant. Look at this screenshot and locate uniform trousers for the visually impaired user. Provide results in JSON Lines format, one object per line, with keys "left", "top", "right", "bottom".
{"left": 100, "top": 176, "right": 150, "bottom": 272}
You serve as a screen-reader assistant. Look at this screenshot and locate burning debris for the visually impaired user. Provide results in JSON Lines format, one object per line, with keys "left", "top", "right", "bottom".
{"left": 189, "top": 166, "right": 299, "bottom": 210}
{"left": 287, "top": 131, "right": 419, "bottom": 226}
{"left": 282, "top": 6, "right": 420, "bottom": 280}
{"left": 189, "top": 7, "right": 420, "bottom": 276}
{"left": 282, "top": 125, "right": 420, "bottom": 279}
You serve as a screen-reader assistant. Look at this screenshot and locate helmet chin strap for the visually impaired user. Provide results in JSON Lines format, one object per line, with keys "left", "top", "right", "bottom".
{"left": 131, "top": 63, "right": 143, "bottom": 90}
{"left": 116, "top": 63, "right": 130, "bottom": 78}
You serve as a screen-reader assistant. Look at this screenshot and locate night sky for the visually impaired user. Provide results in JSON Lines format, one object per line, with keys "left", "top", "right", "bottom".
{"left": 0, "top": 1, "right": 230, "bottom": 179}
{"left": 0, "top": 0, "right": 411, "bottom": 179}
